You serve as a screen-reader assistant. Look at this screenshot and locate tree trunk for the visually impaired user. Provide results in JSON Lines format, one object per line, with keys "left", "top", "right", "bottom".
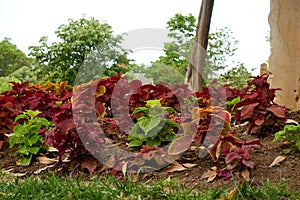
{"left": 268, "top": 0, "right": 300, "bottom": 110}
{"left": 185, "top": 0, "right": 214, "bottom": 91}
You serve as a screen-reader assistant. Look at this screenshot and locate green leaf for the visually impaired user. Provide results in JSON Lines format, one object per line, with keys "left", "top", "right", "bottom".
{"left": 26, "top": 110, "right": 41, "bottom": 118}
{"left": 225, "top": 96, "right": 240, "bottom": 107}
{"left": 36, "top": 118, "right": 53, "bottom": 127}
{"left": 145, "top": 99, "right": 162, "bottom": 108}
{"left": 162, "top": 107, "right": 177, "bottom": 113}
{"left": 274, "top": 131, "right": 284, "bottom": 142}
{"left": 283, "top": 149, "right": 292, "bottom": 154}
{"left": 14, "top": 114, "right": 28, "bottom": 122}
{"left": 137, "top": 116, "right": 151, "bottom": 128}
{"left": 20, "top": 154, "right": 33, "bottom": 166}
{"left": 165, "top": 119, "right": 179, "bottom": 128}
{"left": 28, "top": 135, "right": 41, "bottom": 146}
{"left": 27, "top": 147, "right": 40, "bottom": 154}
{"left": 295, "top": 141, "right": 300, "bottom": 151}
{"left": 16, "top": 147, "right": 29, "bottom": 156}
{"left": 132, "top": 107, "right": 149, "bottom": 115}
{"left": 13, "top": 124, "right": 25, "bottom": 135}
{"left": 128, "top": 139, "right": 143, "bottom": 147}
{"left": 56, "top": 101, "right": 63, "bottom": 106}
{"left": 146, "top": 137, "right": 161, "bottom": 148}
{"left": 141, "top": 117, "right": 161, "bottom": 136}
{"left": 9, "top": 135, "right": 19, "bottom": 148}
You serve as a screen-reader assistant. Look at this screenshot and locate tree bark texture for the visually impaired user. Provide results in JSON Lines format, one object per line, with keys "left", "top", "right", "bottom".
{"left": 185, "top": 0, "right": 214, "bottom": 91}
{"left": 268, "top": 0, "right": 300, "bottom": 110}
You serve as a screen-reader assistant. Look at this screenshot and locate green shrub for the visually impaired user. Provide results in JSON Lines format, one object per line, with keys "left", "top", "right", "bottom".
{"left": 274, "top": 124, "right": 300, "bottom": 154}
{"left": 128, "top": 99, "right": 179, "bottom": 148}
{"left": 9, "top": 110, "right": 53, "bottom": 165}
{"left": 0, "top": 76, "right": 20, "bottom": 93}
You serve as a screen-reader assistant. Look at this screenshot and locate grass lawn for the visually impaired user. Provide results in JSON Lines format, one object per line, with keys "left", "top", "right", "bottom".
{"left": 0, "top": 170, "right": 299, "bottom": 200}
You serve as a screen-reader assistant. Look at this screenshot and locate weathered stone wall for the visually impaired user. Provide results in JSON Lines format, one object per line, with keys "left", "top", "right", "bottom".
{"left": 268, "top": 0, "right": 300, "bottom": 110}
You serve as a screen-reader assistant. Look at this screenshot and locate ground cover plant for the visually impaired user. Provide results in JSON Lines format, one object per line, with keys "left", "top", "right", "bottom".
{"left": 227, "top": 74, "right": 286, "bottom": 134}
{"left": 274, "top": 124, "right": 300, "bottom": 154}
{"left": 1, "top": 74, "right": 300, "bottom": 199}
{"left": 9, "top": 110, "right": 53, "bottom": 166}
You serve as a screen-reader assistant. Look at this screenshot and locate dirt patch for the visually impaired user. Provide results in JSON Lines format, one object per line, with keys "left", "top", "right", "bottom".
{"left": 1, "top": 110, "right": 300, "bottom": 190}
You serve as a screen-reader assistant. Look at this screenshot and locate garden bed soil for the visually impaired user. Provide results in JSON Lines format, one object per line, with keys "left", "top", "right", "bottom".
{"left": 1, "top": 110, "right": 300, "bottom": 190}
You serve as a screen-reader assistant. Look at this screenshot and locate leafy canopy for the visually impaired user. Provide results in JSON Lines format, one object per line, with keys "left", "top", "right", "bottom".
{"left": 0, "top": 38, "right": 31, "bottom": 77}
{"left": 147, "top": 13, "right": 238, "bottom": 82}
{"left": 29, "top": 17, "right": 131, "bottom": 85}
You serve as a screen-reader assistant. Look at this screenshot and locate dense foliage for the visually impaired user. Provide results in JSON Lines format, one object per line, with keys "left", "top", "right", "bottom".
{"left": 229, "top": 74, "right": 286, "bottom": 134}
{"left": 1, "top": 74, "right": 270, "bottom": 178}
{"left": 147, "top": 13, "right": 238, "bottom": 82}
{"left": 9, "top": 110, "right": 53, "bottom": 165}
{"left": 0, "top": 38, "right": 32, "bottom": 77}
{"left": 29, "top": 17, "right": 131, "bottom": 85}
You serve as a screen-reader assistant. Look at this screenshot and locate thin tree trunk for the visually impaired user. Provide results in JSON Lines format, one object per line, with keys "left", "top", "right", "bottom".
{"left": 185, "top": 0, "right": 214, "bottom": 91}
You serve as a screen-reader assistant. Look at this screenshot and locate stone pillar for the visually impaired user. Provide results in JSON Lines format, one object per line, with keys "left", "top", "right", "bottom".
{"left": 268, "top": 0, "right": 300, "bottom": 110}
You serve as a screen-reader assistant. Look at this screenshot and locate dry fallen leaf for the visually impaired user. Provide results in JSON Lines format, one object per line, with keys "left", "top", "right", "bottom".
{"left": 48, "top": 146, "right": 59, "bottom": 152}
{"left": 164, "top": 162, "right": 186, "bottom": 173}
{"left": 4, "top": 133, "right": 14, "bottom": 138}
{"left": 241, "top": 167, "right": 250, "bottom": 181}
{"left": 200, "top": 170, "right": 217, "bottom": 182}
{"left": 122, "top": 161, "right": 128, "bottom": 177}
{"left": 36, "top": 156, "right": 58, "bottom": 165}
{"left": 182, "top": 163, "right": 197, "bottom": 168}
{"left": 34, "top": 165, "right": 55, "bottom": 174}
{"left": 220, "top": 179, "right": 244, "bottom": 200}
{"left": 81, "top": 158, "right": 98, "bottom": 174}
{"left": 269, "top": 156, "right": 286, "bottom": 168}
{"left": 2, "top": 169, "right": 26, "bottom": 177}
{"left": 286, "top": 119, "right": 299, "bottom": 125}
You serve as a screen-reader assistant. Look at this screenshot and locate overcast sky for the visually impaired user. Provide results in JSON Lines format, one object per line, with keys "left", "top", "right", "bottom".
{"left": 0, "top": 0, "right": 270, "bottom": 75}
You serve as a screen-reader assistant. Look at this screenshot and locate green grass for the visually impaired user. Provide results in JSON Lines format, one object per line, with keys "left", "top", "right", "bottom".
{"left": 0, "top": 170, "right": 299, "bottom": 200}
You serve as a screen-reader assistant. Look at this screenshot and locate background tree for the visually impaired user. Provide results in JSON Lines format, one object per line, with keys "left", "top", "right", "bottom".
{"left": 149, "top": 13, "right": 237, "bottom": 85}
{"left": 219, "top": 63, "right": 254, "bottom": 89}
{"left": 0, "top": 38, "right": 31, "bottom": 77}
{"left": 29, "top": 17, "right": 131, "bottom": 85}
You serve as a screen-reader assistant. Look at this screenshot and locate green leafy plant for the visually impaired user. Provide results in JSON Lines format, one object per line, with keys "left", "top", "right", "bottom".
{"left": 219, "top": 63, "right": 254, "bottom": 89}
{"left": 9, "top": 110, "right": 53, "bottom": 166}
{"left": 274, "top": 124, "right": 300, "bottom": 154}
{"left": 128, "top": 99, "right": 179, "bottom": 148}
{"left": 0, "top": 76, "right": 20, "bottom": 93}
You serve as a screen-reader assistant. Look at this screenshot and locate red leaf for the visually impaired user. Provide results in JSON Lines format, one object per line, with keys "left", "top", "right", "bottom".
{"left": 213, "top": 110, "right": 231, "bottom": 123}
{"left": 0, "top": 141, "right": 3, "bottom": 150}
{"left": 2, "top": 102, "right": 22, "bottom": 116}
{"left": 266, "top": 105, "right": 285, "bottom": 118}
{"left": 220, "top": 141, "right": 234, "bottom": 155}
{"left": 254, "top": 115, "right": 265, "bottom": 126}
{"left": 225, "top": 152, "right": 242, "bottom": 164}
{"left": 242, "top": 159, "right": 255, "bottom": 168}
{"left": 243, "top": 150, "right": 251, "bottom": 160}
{"left": 129, "top": 80, "right": 142, "bottom": 88}
{"left": 57, "top": 118, "right": 75, "bottom": 133}
{"left": 241, "top": 102, "right": 259, "bottom": 120}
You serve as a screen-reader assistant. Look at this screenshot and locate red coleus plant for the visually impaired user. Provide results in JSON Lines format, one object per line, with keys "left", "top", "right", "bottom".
{"left": 167, "top": 104, "right": 259, "bottom": 163}
{"left": 0, "top": 81, "right": 73, "bottom": 150}
{"left": 225, "top": 144, "right": 259, "bottom": 169}
{"left": 232, "top": 74, "right": 286, "bottom": 134}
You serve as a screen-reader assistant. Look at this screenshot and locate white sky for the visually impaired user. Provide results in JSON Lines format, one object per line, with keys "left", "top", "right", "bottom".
{"left": 0, "top": 0, "right": 270, "bottom": 75}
